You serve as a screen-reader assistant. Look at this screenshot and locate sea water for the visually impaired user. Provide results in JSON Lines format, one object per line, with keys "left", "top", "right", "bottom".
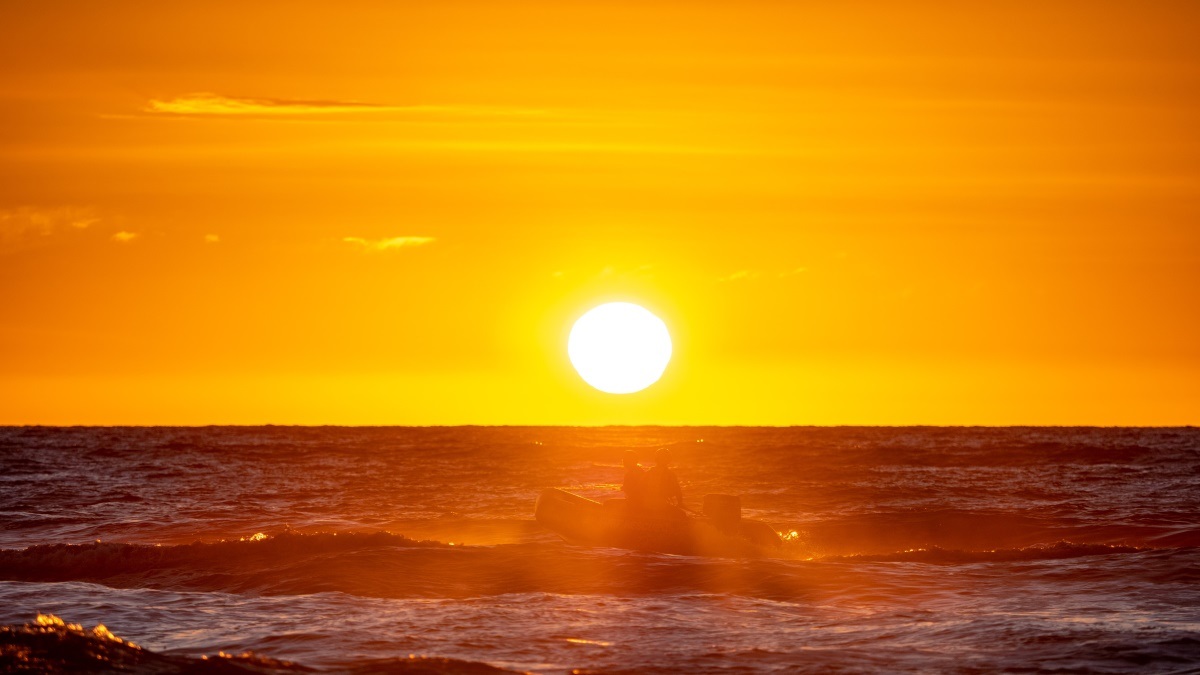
{"left": 0, "top": 426, "right": 1197, "bottom": 672}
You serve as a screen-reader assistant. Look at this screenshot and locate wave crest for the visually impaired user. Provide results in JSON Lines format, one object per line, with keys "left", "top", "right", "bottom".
{"left": 823, "top": 541, "right": 1149, "bottom": 563}
{"left": 0, "top": 614, "right": 523, "bottom": 674}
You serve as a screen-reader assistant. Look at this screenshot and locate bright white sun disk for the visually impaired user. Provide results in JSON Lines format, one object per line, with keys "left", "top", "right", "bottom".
{"left": 568, "top": 302, "right": 672, "bottom": 394}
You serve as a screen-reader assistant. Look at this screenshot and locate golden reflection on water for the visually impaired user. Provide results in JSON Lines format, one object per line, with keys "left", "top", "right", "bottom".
{"left": 565, "top": 637, "right": 614, "bottom": 646}
{"left": 33, "top": 614, "right": 139, "bottom": 649}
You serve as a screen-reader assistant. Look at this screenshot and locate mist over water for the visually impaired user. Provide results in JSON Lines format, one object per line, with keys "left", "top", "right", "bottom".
{"left": 1, "top": 426, "right": 1198, "bottom": 672}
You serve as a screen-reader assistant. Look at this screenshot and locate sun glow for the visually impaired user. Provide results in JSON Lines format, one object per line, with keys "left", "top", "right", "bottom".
{"left": 568, "top": 303, "right": 672, "bottom": 395}
{"left": 1, "top": 3, "right": 1198, "bottom": 425}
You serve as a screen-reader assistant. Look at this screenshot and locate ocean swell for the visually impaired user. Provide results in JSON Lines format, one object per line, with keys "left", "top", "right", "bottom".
{"left": 0, "top": 530, "right": 1184, "bottom": 603}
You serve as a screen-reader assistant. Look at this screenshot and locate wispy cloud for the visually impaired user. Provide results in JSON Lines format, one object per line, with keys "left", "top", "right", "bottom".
{"left": 143, "top": 93, "right": 548, "bottom": 120}
{"left": 111, "top": 231, "right": 138, "bottom": 243}
{"left": 0, "top": 206, "right": 99, "bottom": 238}
{"left": 204, "top": 234, "right": 220, "bottom": 244}
{"left": 343, "top": 236, "right": 436, "bottom": 252}
{"left": 146, "top": 93, "right": 392, "bottom": 116}
{"left": 1, "top": 206, "right": 103, "bottom": 253}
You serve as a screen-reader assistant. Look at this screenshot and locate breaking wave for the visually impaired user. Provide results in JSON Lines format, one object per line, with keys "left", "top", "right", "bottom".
{"left": 0, "top": 529, "right": 1187, "bottom": 603}
{"left": 0, "top": 614, "right": 520, "bottom": 674}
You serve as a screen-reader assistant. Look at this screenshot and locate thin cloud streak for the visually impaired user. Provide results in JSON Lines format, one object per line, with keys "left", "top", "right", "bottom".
{"left": 343, "top": 236, "right": 436, "bottom": 252}
{"left": 144, "top": 93, "right": 550, "bottom": 119}
{"left": 146, "top": 93, "right": 392, "bottom": 116}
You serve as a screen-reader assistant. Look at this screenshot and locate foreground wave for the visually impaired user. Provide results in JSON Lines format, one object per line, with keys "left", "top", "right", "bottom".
{"left": 0, "top": 614, "right": 523, "bottom": 674}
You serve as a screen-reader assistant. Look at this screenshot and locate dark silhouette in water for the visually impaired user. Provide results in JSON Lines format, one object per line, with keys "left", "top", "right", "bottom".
{"left": 644, "top": 448, "right": 684, "bottom": 512}
{"left": 620, "top": 450, "right": 647, "bottom": 508}
{"left": 621, "top": 448, "right": 685, "bottom": 522}
{"left": 535, "top": 447, "right": 781, "bottom": 556}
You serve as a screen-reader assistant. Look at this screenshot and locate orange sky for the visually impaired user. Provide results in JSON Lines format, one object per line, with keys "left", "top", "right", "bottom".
{"left": 2, "top": 1, "right": 1198, "bottom": 425}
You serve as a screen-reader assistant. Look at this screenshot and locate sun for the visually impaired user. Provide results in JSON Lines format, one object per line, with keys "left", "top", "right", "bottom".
{"left": 568, "top": 302, "right": 672, "bottom": 394}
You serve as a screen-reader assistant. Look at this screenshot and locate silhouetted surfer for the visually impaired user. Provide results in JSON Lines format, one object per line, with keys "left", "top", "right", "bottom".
{"left": 644, "top": 448, "right": 685, "bottom": 517}
{"left": 621, "top": 450, "right": 648, "bottom": 508}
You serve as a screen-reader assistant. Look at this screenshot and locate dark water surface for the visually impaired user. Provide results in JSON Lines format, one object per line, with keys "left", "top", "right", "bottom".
{"left": 1, "top": 427, "right": 1197, "bottom": 672}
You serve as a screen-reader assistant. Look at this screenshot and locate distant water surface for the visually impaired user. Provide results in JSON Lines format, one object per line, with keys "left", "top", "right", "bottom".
{"left": 1, "top": 426, "right": 1197, "bottom": 672}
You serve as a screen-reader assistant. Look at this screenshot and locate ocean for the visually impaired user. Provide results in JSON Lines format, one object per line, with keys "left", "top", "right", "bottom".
{"left": 1, "top": 426, "right": 1197, "bottom": 673}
